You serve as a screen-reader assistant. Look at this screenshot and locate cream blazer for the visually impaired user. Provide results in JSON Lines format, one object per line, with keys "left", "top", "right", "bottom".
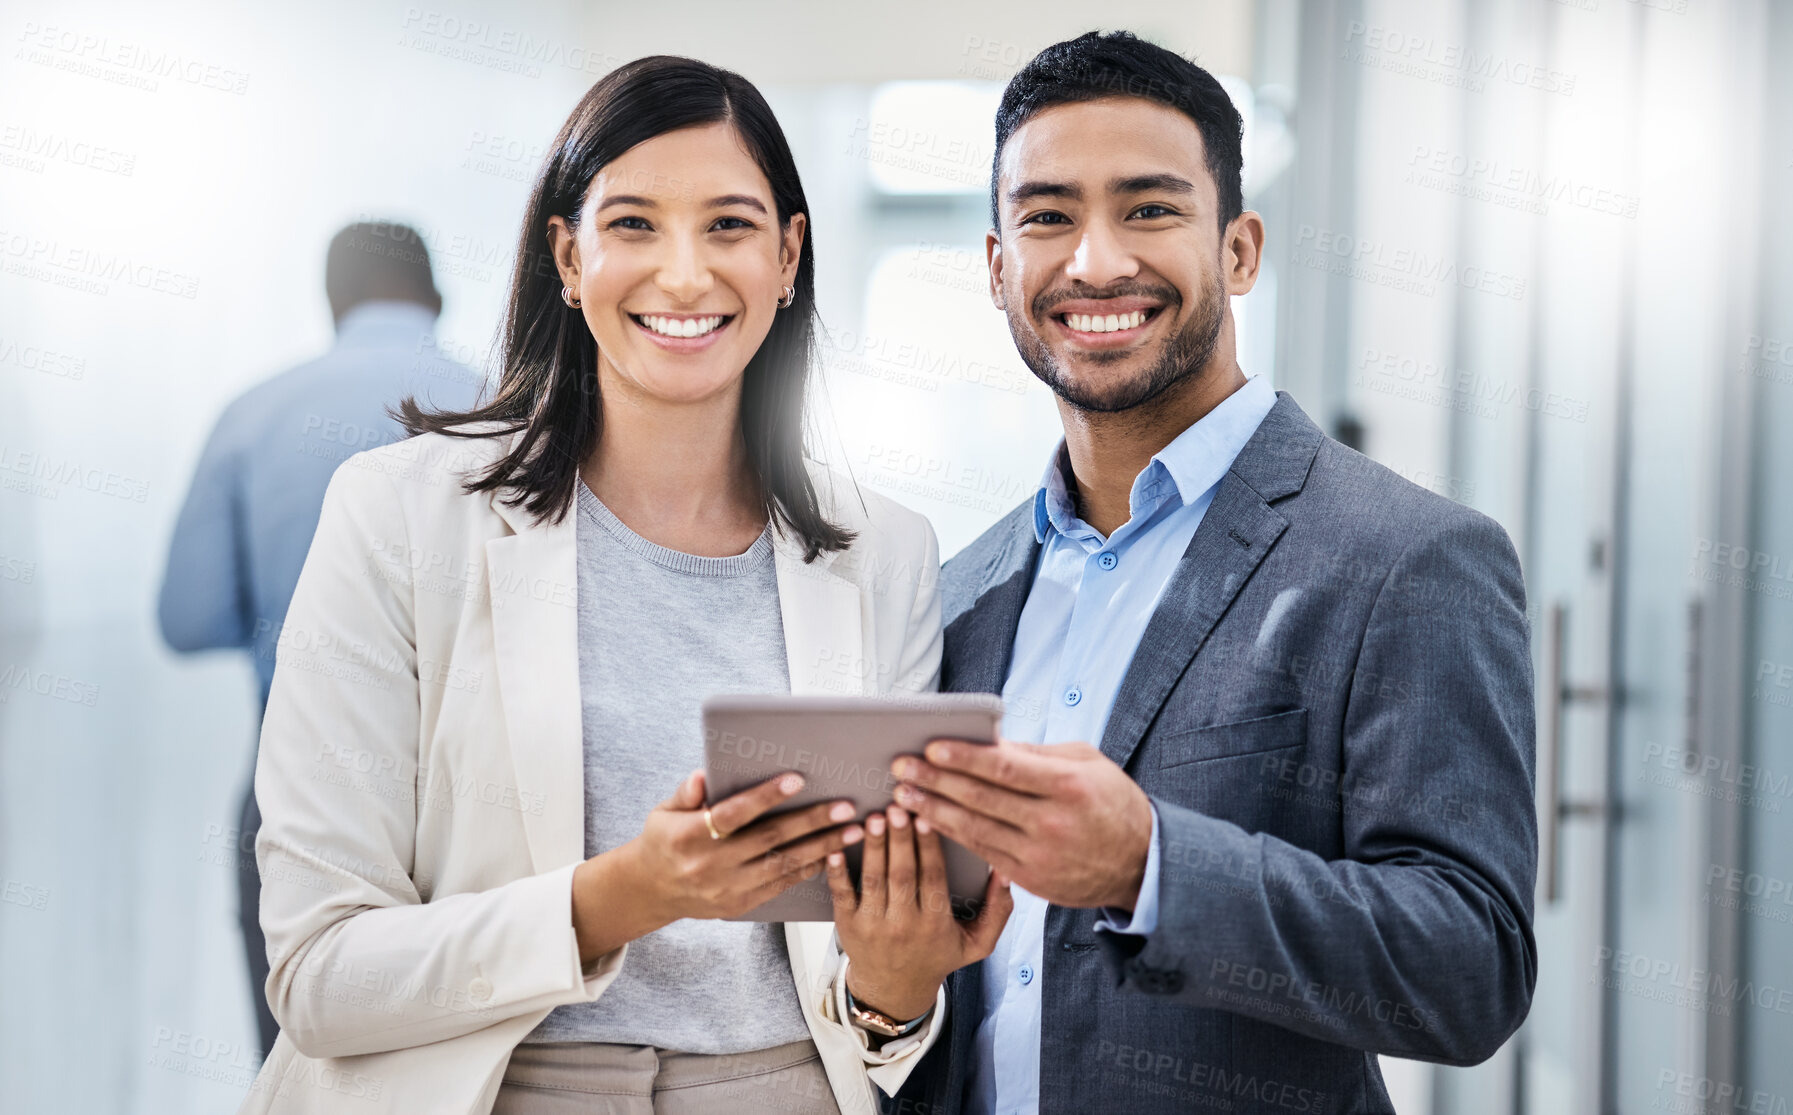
{"left": 238, "top": 429, "right": 945, "bottom": 1115}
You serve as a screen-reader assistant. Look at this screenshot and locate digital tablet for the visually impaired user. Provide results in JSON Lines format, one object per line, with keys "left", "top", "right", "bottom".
{"left": 701, "top": 693, "right": 1004, "bottom": 923}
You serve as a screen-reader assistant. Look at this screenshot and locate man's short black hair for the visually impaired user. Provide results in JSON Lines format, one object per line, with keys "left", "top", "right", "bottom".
{"left": 325, "top": 220, "right": 440, "bottom": 321}
{"left": 990, "top": 30, "right": 1245, "bottom": 233}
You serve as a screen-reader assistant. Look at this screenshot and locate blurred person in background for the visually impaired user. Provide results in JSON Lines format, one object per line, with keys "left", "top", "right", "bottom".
{"left": 239, "top": 56, "right": 1009, "bottom": 1115}
{"left": 156, "top": 221, "right": 483, "bottom": 1058}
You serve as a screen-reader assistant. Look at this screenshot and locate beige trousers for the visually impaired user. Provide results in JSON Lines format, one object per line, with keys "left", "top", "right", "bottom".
{"left": 491, "top": 1039, "right": 842, "bottom": 1115}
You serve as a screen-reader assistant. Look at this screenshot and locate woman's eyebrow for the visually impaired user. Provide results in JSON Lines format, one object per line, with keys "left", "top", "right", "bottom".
{"left": 596, "top": 193, "right": 658, "bottom": 212}
{"left": 706, "top": 194, "right": 769, "bottom": 214}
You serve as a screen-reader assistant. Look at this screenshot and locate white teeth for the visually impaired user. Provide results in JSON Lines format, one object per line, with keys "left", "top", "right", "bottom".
{"left": 641, "top": 315, "right": 725, "bottom": 338}
{"left": 1065, "top": 310, "right": 1147, "bottom": 333}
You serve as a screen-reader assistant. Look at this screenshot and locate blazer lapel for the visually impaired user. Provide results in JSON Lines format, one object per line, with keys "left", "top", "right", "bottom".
{"left": 943, "top": 520, "right": 1040, "bottom": 696}
{"left": 485, "top": 496, "right": 584, "bottom": 874}
{"left": 1096, "top": 392, "right": 1324, "bottom": 771}
{"left": 773, "top": 532, "right": 865, "bottom": 696}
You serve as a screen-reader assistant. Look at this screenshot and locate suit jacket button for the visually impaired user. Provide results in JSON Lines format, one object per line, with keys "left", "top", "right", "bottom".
{"left": 468, "top": 976, "right": 493, "bottom": 1002}
{"left": 1161, "top": 970, "right": 1184, "bottom": 994}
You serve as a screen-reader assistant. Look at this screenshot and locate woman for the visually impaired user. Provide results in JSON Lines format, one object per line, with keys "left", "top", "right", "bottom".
{"left": 240, "top": 56, "right": 1011, "bottom": 1115}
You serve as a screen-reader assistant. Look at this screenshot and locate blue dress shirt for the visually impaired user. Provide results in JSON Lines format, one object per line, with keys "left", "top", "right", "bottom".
{"left": 157, "top": 301, "right": 483, "bottom": 708}
{"left": 968, "top": 374, "right": 1278, "bottom": 1115}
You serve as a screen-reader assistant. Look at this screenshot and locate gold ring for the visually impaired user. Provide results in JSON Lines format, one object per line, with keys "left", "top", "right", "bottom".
{"left": 703, "top": 808, "right": 725, "bottom": 841}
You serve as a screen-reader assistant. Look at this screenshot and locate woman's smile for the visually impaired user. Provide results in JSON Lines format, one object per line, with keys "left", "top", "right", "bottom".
{"left": 629, "top": 310, "right": 737, "bottom": 351}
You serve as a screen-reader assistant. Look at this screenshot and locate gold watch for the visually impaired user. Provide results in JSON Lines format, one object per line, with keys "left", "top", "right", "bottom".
{"left": 846, "top": 988, "right": 930, "bottom": 1038}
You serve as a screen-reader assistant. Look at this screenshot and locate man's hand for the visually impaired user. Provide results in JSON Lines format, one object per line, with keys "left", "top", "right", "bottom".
{"left": 891, "top": 738, "right": 1154, "bottom": 910}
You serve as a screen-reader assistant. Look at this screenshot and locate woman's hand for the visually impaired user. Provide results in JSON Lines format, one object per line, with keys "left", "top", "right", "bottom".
{"left": 572, "top": 770, "right": 864, "bottom": 964}
{"left": 828, "top": 805, "right": 1014, "bottom": 1023}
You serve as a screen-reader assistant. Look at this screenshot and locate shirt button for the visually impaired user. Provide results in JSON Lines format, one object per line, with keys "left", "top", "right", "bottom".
{"left": 1097, "top": 551, "right": 1118, "bottom": 570}
{"left": 1064, "top": 687, "right": 1082, "bottom": 706}
{"left": 1018, "top": 964, "right": 1035, "bottom": 986}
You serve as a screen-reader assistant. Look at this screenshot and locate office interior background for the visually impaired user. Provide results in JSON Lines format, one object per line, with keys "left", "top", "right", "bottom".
{"left": 2, "top": 0, "right": 1789, "bottom": 1111}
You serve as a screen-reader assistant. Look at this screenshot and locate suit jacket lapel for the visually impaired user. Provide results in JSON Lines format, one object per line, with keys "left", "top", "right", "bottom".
{"left": 943, "top": 522, "right": 1040, "bottom": 696}
{"left": 1096, "top": 392, "right": 1323, "bottom": 771}
{"left": 1096, "top": 477, "right": 1287, "bottom": 770}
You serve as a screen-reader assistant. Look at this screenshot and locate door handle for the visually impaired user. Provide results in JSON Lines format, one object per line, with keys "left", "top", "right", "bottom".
{"left": 1543, "top": 602, "right": 1610, "bottom": 903}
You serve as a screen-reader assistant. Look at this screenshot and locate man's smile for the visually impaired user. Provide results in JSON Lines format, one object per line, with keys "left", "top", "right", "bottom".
{"left": 1046, "top": 299, "right": 1167, "bottom": 348}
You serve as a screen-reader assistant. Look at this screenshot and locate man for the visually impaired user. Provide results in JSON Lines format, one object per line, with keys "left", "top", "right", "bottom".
{"left": 878, "top": 32, "right": 1536, "bottom": 1115}
{"left": 157, "top": 221, "right": 481, "bottom": 1056}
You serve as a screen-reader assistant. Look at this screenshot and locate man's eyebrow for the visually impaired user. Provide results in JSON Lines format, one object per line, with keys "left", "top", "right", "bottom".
{"left": 1110, "top": 173, "right": 1198, "bottom": 195}
{"left": 706, "top": 194, "right": 768, "bottom": 214}
{"left": 1006, "top": 180, "right": 1082, "bottom": 206}
{"left": 596, "top": 193, "right": 658, "bottom": 212}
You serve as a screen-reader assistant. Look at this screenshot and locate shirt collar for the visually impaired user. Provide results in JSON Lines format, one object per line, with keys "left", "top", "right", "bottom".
{"left": 1031, "top": 374, "right": 1278, "bottom": 544}
{"left": 333, "top": 299, "right": 439, "bottom": 350}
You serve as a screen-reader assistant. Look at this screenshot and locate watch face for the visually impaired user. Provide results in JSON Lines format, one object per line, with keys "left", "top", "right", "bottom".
{"left": 851, "top": 1008, "right": 901, "bottom": 1037}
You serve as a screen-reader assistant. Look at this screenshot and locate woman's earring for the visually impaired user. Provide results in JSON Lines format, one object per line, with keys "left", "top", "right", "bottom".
{"left": 561, "top": 285, "right": 581, "bottom": 308}
{"left": 776, "top": 285, "right": 795, "bottom": 309}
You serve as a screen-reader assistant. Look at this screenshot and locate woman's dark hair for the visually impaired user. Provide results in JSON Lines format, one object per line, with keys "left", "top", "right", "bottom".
{"left": 394, "top": 55, "right": 852, "bottom": 561}
{"left": 990, "top": 31, "right": 1245, "bottom": 234}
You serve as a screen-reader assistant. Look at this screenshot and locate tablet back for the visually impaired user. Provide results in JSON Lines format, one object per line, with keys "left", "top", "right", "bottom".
{"left": 701, "top": 694, "right": 1003, "bottom": 922}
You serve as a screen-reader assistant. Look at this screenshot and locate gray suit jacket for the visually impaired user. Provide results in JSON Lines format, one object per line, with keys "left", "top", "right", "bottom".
{"left": 895, "top": 392, "right": 1537, "bottom": 1115}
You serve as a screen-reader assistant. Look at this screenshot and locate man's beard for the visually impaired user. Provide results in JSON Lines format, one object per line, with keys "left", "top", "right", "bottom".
{"left": 1007, "top": 269, "right": 1228, "bottom": 414}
